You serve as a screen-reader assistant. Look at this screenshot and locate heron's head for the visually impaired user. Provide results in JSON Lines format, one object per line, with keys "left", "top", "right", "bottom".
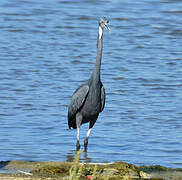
{"left": 99, "top": 17, "right": 110, "bottom": 32}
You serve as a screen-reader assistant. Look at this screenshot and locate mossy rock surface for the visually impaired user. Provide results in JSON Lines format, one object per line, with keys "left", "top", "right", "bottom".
{"left": 0, "top": 160, "right": 182, "bottom": 179}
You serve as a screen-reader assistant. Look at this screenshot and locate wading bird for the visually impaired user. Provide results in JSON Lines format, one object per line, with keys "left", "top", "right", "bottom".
{"left": 68, "top": 17, "right": 110, "bottom": 151}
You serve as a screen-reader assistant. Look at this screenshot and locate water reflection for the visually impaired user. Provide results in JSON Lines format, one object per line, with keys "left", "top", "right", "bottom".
{"left": 82, "top": 152, "right": 92, "bottom": 163}
{"left": 66, "top": 151, "right": 75, "bottom": 162}
{"left": 66, "top": 150, "right": 91, "bottom": 163}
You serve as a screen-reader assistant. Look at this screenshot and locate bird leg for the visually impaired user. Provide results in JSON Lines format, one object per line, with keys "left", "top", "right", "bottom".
{"left": 84, "top": 120, "right": 96, "bottom": 151}
{"left": 84, "top": 128, "right": 92, "bottom": 152}
{"left": 76, "top": 128, "right": 80, "bottom": 151}
{"left": 76, "top": 113, "right": 82, "bottom": 151}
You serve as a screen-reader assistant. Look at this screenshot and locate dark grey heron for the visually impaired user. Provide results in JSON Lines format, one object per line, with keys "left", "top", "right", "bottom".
{"left": 68, "top": 17, "right": 110, "bottom": 151}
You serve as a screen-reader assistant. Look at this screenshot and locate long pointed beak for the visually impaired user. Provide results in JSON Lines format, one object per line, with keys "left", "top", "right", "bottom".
{"left": 105, "top": 24, "right": 111, "bottom": 33}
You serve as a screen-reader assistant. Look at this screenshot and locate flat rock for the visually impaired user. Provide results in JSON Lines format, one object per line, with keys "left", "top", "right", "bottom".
{"left": 0, "top": 160, "right": 182, "bottom": 180}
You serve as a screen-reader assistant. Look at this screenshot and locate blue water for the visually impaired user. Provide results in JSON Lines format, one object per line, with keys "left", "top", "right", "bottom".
{"left": 0, "top": 0, "right": 182, "bottom": 168}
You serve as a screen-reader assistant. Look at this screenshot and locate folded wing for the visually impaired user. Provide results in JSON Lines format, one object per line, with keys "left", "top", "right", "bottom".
{"left": 68, "top": 84, "right": 89, "bottom": 128}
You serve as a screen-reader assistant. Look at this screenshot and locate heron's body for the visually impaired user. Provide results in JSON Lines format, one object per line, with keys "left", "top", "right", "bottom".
{"left": 68, "top": 79, "right": 104, "bottom": 129}
{"left": 68, "top": 18, "right": 109, "bottom": 150}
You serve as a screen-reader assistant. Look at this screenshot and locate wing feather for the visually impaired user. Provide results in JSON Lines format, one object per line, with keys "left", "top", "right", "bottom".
{"left": 68, "top": 84, "right": 89, "bottom": 128}
{"left": 100, "top": 85, "right": 105, "bottom": 112}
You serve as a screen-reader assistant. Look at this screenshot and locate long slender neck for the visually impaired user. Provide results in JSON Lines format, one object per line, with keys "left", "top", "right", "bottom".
{"left": 91, "top": 25, "right": 103, "bottom": 82}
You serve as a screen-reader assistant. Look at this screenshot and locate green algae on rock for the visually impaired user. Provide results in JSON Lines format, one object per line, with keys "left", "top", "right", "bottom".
{"left": 31, "top": 162, "right": 141, "bottom": 180}
{"left": 1, "top": 160, "right": 182, "bottom": 180}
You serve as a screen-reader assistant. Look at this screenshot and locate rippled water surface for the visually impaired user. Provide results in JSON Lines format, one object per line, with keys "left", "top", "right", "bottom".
{"left": 0, "top": 0, "right": 182, "bottom": 168}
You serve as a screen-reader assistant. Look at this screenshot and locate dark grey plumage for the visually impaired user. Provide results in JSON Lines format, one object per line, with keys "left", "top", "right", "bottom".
{"left": 68, "top": 17, "right": 110, "bottom": 151}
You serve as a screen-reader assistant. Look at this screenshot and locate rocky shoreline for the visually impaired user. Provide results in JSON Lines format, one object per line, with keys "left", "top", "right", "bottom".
{"left": 0, "top": 159, "right": 182, "bottom": 180}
